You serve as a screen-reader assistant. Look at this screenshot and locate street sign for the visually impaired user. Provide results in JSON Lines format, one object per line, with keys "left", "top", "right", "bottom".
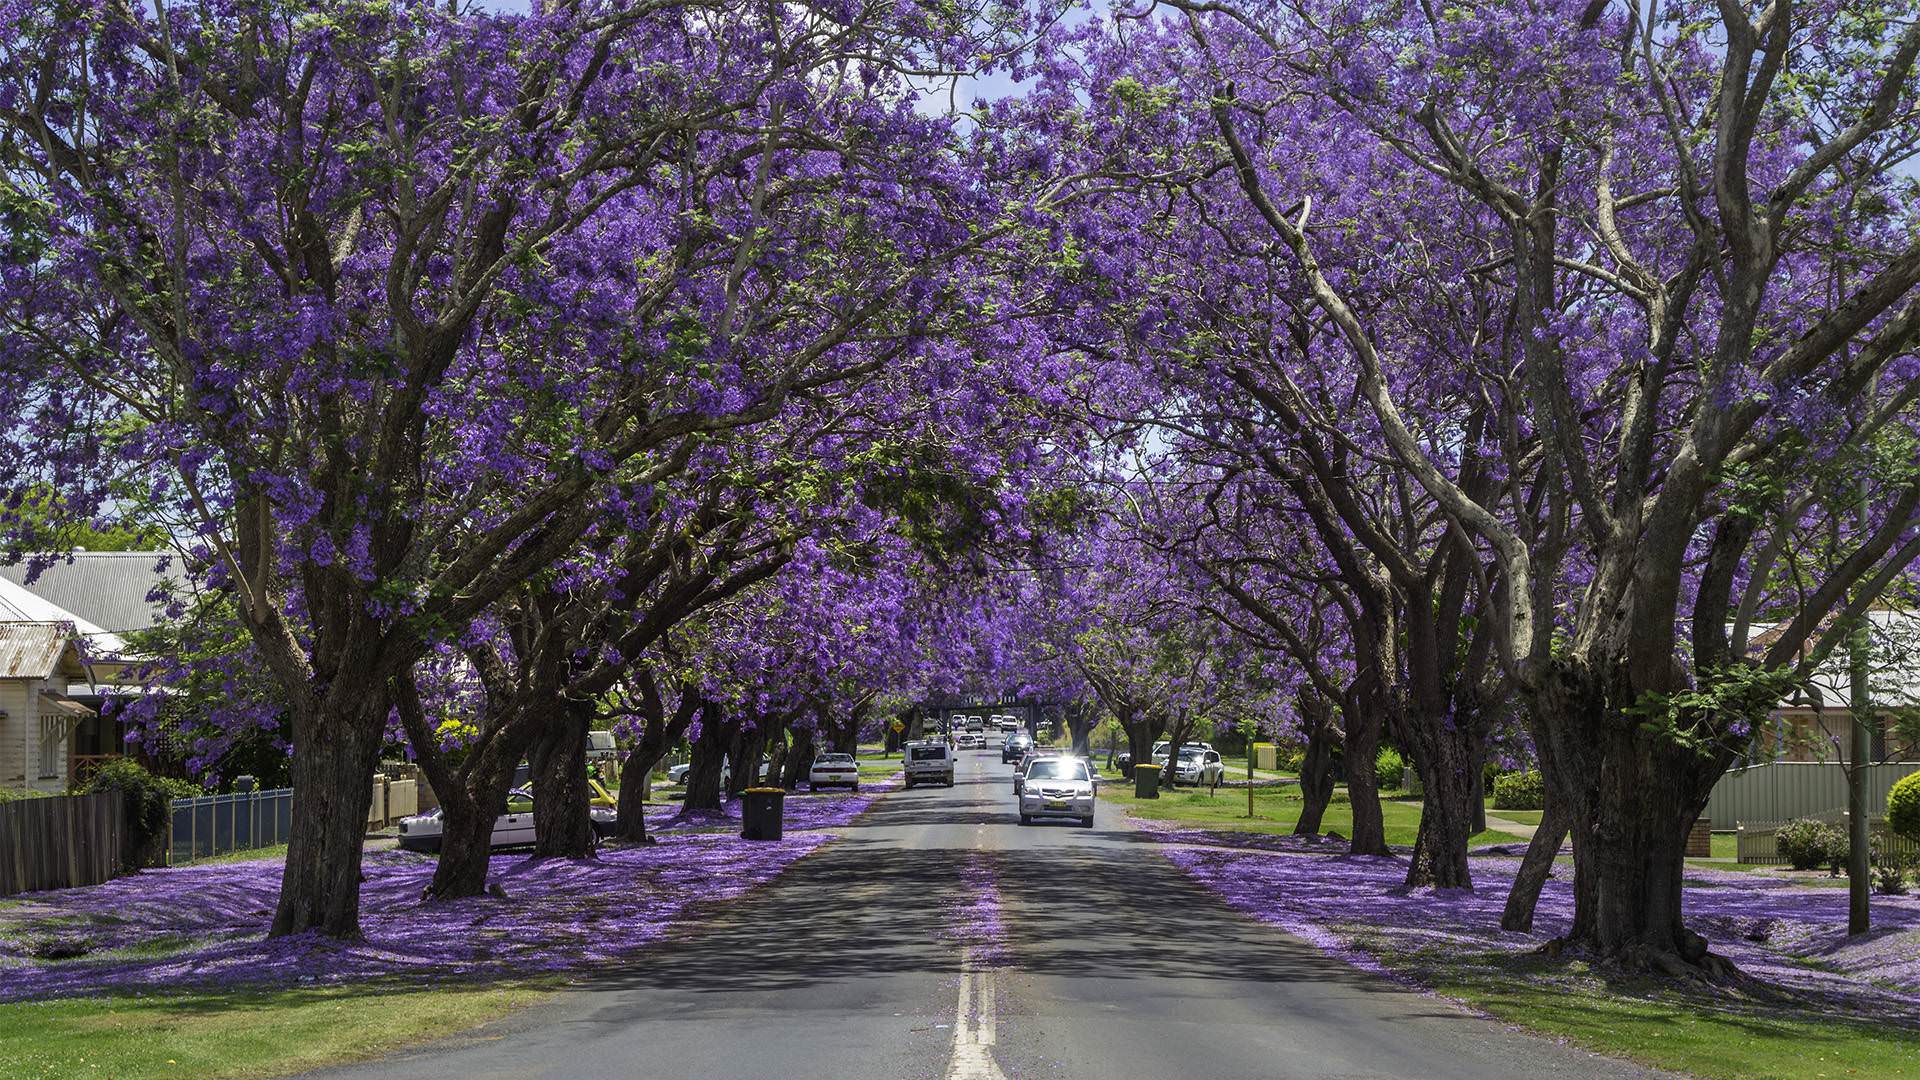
{"left": 891, "top": 719, "right": 905, "bottom": 732}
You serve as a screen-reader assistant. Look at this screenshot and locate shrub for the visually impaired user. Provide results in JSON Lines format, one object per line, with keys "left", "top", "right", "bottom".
{"left": 1776, "top": 817, "right": 1849, "bottom": 873}
{"left": 1279, "top": 748, "right": 1306, "bottom": 775}
{"left": 1375, "top": 748, "right": 1404, "bottom": 792}
{"left": 80, "top": 759, "right": 198, "bottom": 869}
{"left": 1874, "top": 849, "right": 1912, "bottom": 895}
{"left": 1492, "top": 770, "right": 1545, "bottom": 810}
{"left": 1888, "top": 772, "right": 1920, "bottom": 840}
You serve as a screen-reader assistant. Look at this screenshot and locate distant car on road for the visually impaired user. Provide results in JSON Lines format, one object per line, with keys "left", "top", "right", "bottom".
{"left": 956, "top": 730, "right": 985, "bottom": 750}
{"left": 397, "top": 788, "right": 615, "bottom": 853}
{"left": 1012, "top": 747, "right": 1062, "bottom": 795}
{"left": 807, "top": 752, "right": 860, "bottom": 791}
{"left": 1018, "top": 757, "right": 1096, "bottom": 827}
{"left": 1001, "top": 730, "right": 1033, "bottom": 763}
{"left": 904, "top": 740, "right": 956, "bottom": 788}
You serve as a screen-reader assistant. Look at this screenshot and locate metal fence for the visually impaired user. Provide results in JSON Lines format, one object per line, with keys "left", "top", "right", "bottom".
{"left": 1704, "top": 761, "right": 1920, "bottom": 828}
{"left": 169, "top": 787, "right": 294, "bottom": 865}
{"left": 0, "top": 791, "right": 124, "bottom": 897}
{"left": 1736, "top": 813, "right": 1920, "bottom": 866}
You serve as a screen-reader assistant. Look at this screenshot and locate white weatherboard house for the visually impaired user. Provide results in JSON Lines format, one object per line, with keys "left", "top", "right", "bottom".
{"left": 0, "top": 573, "right": 142, "bottom": 792}
{"left": 0, "top": 621, "right": 94, "bottom": 793}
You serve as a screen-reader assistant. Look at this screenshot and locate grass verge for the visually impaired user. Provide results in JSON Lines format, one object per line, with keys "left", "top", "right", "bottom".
{"left": 1099, "top": 779, "right": 1531, "bottom": 846}
{"left": 1, "top": 980, "right": 554, "bottom": 1080}
{"left": 1374, "top": 941, "right": 1920, "bottom": 1079}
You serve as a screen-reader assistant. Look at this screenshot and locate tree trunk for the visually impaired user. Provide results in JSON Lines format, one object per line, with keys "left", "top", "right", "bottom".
{"left": 1530, "top": 662, "right": 1737, "bottom": 976}
{"left": 1294, "top": 701, "right": 1338, "bottom": 836}
{"left": 1341, "top": 693, "right": 1389, "bottom": 856}
{"left": 1066, "top": 702, "right": 1098, "bottom": 757}
{"left": 529, "top": 699, "right": 596, "bottom": 858}
{"left": 271, "top": 691, "right": 388, "bottom": 938}
{"left": 683, "top": 707, "right": 733, "bottom": 811}
{"left": 429, "top": 790, "right": 500, "bottom": 899}
{"left": 728, "top": 720, "right": 766, "bottom": 798}
{"left": 783, "top": 726, "right": 815, "bottom": 789}
{"left": 1501, "top": 792, "right": 1569, "bottom": 932}
{"left": 1404, "top": 712, "right": 1486, "bottom": 889}
{"left": 612, "top": 738, "right": 669, "bottom": 844}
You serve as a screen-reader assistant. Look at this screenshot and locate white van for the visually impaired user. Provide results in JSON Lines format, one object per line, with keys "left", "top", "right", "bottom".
{"left": 904, "top": 741, "right": 955, "bottom": 787}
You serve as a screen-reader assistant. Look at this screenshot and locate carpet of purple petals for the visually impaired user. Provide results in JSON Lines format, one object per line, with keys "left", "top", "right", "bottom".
{"left": 945, "top": 852, "right": 1009, "bottom": 966}
{"left": 650, "top": 769, "right": 902, "bottom": 833}
{"left": 0, "top": 831, "right": 827, "bottom": 1003}
{"left": 1138, "top": 819, "right": 1920, "bottom": 1023}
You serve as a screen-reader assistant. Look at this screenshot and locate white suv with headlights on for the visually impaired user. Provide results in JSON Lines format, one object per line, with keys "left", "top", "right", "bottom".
{"left": 1018, "top": 757, "right": 1096, "bottom": 827}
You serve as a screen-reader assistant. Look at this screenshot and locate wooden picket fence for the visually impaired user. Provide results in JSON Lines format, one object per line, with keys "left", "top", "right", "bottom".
{"left": 0, "top": 791, "right": 125, "bottom": 897}
{"left": 1736, "top": 811, "right": 1920, "bottom": 866}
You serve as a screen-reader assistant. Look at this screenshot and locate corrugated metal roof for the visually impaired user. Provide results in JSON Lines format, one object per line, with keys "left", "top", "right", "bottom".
{"left": 0, "top": 623, "right": 84, "bottom": 680}
{"left": 0, "top": 552, "right": 174, "bottom": 634}
{"left": 0, "top": 575, "right": 130, "bottom": 657}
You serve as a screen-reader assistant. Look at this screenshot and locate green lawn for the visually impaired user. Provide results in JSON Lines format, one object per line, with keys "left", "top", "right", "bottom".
{"left": 1099, "top": 779, "right": 1532, "bottom": 847}
{"left": 1378, "top": 942, "right": 1920, "bottom": 1079}
{"left": 0, "top": 981, "right": 552, "bottom": 1080}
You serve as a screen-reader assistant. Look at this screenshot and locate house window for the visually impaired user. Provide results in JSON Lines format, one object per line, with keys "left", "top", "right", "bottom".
{"left": 37, "top": 715, "right": 68, "bottom": 780}
{"left": 39, "top": 728, "right": 62, "bottom": 779}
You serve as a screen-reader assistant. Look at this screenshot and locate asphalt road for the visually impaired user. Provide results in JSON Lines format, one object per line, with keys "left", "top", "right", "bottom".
{"left": 303, "top": 751, "right": 1660, "bottom": 1080}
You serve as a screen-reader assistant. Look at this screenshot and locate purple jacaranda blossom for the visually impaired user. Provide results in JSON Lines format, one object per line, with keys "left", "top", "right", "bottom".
{"left": 1144, "top": 822, "right": 1920, "bottom": 1023}
{"left": 0, "top": 833, "right": 826, "bottom": 1003}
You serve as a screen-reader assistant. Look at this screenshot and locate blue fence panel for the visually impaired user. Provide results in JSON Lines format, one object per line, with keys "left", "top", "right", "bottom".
{"left": 169, "top": 788, "right": 294, "bottom": 865}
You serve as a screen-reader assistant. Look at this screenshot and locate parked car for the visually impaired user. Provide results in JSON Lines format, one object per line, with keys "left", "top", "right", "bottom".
{"left": 665, "top": 757, "right": 772, "bottom": 786}
{"left": 1151, "top": 739, "right": 1213, "bottom": 766}
{"left": 1170, "top": 746, "right": 1227, "bottom": 787}
{"left": 808, "top": 752, "right": 860, "bottom": 791}
{"left": 1012, "top": 747, "right": 1062, "bottom": 794}
{"left": 397, "top": 788, "right": 615, "bottom": 853}
{"left": 1017, "top": 757, "right": 1096, "bottom": 827}
{"left": 1001, "top": 730, "right": 1034, "bottom": 764}
{"left": 904, "top": 740, "right": 956, "bottom": 788}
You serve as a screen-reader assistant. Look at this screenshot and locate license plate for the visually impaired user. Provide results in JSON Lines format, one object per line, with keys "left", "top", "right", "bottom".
{"left": 1046, "top": 800, "right": 1068, "bottom": 810}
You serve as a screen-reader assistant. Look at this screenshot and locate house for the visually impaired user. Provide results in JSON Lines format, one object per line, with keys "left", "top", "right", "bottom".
{"left": 0, "top": 622, "right": 94, "bottom": 793}
{"left": 0, "top": 553, "right": 177, "bottom": 784}
{"left": 1746, "top": 608, "right": 1920, "bottom": 764}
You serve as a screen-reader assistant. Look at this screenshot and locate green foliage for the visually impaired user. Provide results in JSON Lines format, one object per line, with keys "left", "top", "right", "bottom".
{"left": 1492, "top": 770, "right": 1545, "bottom": 810}
{"left": 1776, "top": 817, "right": 1849, "bottom": 873}
{"left": 80, "top": 760, "right": 198, "bottom": 867}
{"left": 1624, "top": 663, "right": 1802, "bottom": 759}
{"left": 1280, "top": 746, "right": 1306, "bottom": 775}
{"left": 1873, "top": 844, "right": 1912, "bottom": 895}
{"left": 1887, "top": 772, "right": 1920, "bottom": 840}
{"left": 1375, "top": 747, "right": 1404, "bottom": 792}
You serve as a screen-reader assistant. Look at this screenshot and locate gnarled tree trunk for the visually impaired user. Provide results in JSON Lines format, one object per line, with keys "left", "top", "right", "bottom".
{"left": 1294, "top": 692, "right": 1338, "bottom": 836}
{"left": 1340, "top": 683, "right": 1389, "bottom": 856}
{"left": 1403, "top": 708, "right": 1488, "bottom": 889}
{"left": 1530, "top": 660, "right": 1738, "bottom": 976}
{"left": 272, "top": 690, "right": 389, "bottom": 937}
{"left": 529, "top": 698, "right": 596, "bottom": 858}
{"left": 683, "top": 705, "right": 734, "bottom": 811}
{"left": 1501, "top": 792, "right": 1569, "bottom": 932}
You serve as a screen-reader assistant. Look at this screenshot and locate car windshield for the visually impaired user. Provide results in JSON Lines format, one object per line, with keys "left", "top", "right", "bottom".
{"left": 910, "top": 746, "right": 947, "bottom": 761}
{"left": 1026, "top": 759, "right": 1089, "bottom": 781}
{"left": 1178, "top": 748, "right": 1206, "bottom": 760}
{"left": 816, "top": 754, "right": 853, "bottom": 764}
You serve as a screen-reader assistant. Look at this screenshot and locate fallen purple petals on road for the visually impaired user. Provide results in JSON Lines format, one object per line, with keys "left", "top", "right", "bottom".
{"left": 0, "top": 832, "right": 827, "bottom": 1002}
{"left": 1144, "top": 822, "right": 1920, "bottom": 1023}
{"left": 946, "top": 852, "right": 1009, "bottom": 967}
